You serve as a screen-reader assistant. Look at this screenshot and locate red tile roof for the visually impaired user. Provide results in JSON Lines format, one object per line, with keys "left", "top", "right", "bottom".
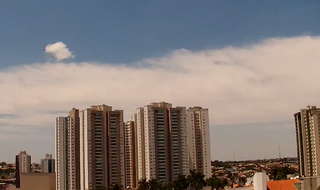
{"left": 267, "top": 179, "right": 299, "bottom": 190}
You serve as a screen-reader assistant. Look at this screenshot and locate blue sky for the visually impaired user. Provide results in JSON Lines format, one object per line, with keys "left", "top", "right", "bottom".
{"left": 0, "top": 1, "right": 319, "bottom": 66}
{"left": 0, "top": 0, "right": 320, "bottom": 162}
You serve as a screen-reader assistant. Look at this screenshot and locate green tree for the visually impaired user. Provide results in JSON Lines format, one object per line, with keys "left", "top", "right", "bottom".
{"left": 138, "top": 178, "right": 149, "bottom": 190}
{"left": 238, "top": 176, "right": 247, "bottom": 186}
{"left": 188, "top": 170, "right": 207, "bottom": 190}
{"left": 110, "top": 183, "right": 123, "bottom": 190}
{"left": 160, "top": 182, "right": 173, "bottom": 190}
{"left": 173, "top": 175, "right": 189, "bottom": 190}
{"left": 148, "top": 179, "right": 161, "bottom": 190}
{"left": 96, "top": 186, "right": 107, "bottom": 190}
{"left": 206, "top": 176, "right": 224, "bottom": 190}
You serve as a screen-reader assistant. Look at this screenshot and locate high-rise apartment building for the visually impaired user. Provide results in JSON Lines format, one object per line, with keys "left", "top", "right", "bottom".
{"left": 41, "top": 154, "right": 55, "bottom": 173}
{"left": 55, "top": 116, "right": 68, "bottom": 190}
{"left": 187, "top": 107, "right": 211, "bottom": 179}
{"left": 80, "top": 105, "right": 125, "bottom": 190}
{"left": 15, "top": 151, "right": 31, "bottom": 188}
{"left": 135, "top": 102, "right": 189, "bottom": 183}
{"left": 294, "top": 106, "right": 320, "bottom": 177}
{"left": 55, "top": 108, "right": 80, "bottom": 190}
{"left": 125, "top": 120, "right": 137, "bottom": 189}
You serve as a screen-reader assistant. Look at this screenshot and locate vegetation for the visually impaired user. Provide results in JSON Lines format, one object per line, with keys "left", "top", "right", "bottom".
{"left": 206, "top": 176, "right": 225, "bottom": 190}
{"left": 110, "top": 183, "right": 123, "bottom": 190}
{"left": 172, "top": 175, "right": 189, "bottom": 190}
{"left": 269, "top": 166, "right": 297, "bottom": 180}
{"left": 96, "top": 186, "right": 107, "bottom": 190}
{"left": 0, "top": 168, "right": 15, "bottom": 177}
{"left": 136, "top": 170, "right": 228, "bottom": 190}
{"left": 188, "top": 170, "right": 207, "bottom": 190}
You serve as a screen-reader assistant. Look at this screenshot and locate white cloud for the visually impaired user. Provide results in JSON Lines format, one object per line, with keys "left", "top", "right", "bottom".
{"left": 1, "top": 36, "right": 320, "bottom": 132}
{"left": 45, "top": 42, "right": 74, "bottom": 61}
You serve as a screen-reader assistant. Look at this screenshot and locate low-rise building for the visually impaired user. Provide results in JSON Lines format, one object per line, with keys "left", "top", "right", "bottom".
{"left": 20, "top": 173, "right": 56, "bottom": 190}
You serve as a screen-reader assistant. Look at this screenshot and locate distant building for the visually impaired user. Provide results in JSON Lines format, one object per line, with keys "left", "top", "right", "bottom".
{"left": 55, "top": 108, "right": 80, "bottom": 190}
{"left": 230, "top": 171, "right": 299, "bottom": 190}
{"left": 79, "top": 105, "right": 125, "bottom": 190}
{"left": 294, "top": 106, "right": 320, "bottom": 177}
{"left": 15, "top": 150, "right": 31, "bottom": 188}
{"left": 187, "top": 107, "right": 212, "bottom": 179}
{"left": 20, "top": 173, "right": 56, "bottom": 190}
{"left": 41, "top": 154, "right": 55, "bottom": 173}
{"left": 135, "top": 102, "right": 189, "bottom": 183}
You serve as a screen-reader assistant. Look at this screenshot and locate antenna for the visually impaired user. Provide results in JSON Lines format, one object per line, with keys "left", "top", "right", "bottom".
{"left": 233, "top": 153, "right": 235, "bottom": 161}
{"left": 279, "top": 145, "right": 281, "bottom": 159}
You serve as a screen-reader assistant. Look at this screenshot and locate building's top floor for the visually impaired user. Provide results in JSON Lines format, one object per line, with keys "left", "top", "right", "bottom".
{"left": 43, "top": 154, "right": 53, "bottom": 159}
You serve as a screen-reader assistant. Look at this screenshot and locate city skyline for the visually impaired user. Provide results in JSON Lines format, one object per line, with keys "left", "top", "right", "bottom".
{"left": 1, "top": 0, "right": 320, "bottom": 162}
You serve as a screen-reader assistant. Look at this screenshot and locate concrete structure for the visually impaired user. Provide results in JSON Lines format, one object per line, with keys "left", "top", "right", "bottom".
{"left": 80, "top": 105, "right": 125, "bottom": 190}
{"left": 55, "top": 108, "right": 80, "bottom": 190}
{"left": 187, "top": 107, "right": 211, "bottom": 179}
{"left": 253, "top": 171, "right": 267, "bottom": 190}
{"left": 55, "top": 116, "right": 68, "bottom": 190}
{"left": 41, "top": 154, "right": 55, "bottom": 173}
{"left": 135, "top": 102, "right": 189, "bottom": 183}
{"left": 15, "top": 151, "right": 31, "bottom": 188}
{"left": 125, "top": 120, "right": 137, "bottom": 189}
{"left": 294, "top": 106, "right": 320, "bottom": 177}
{"left": 20, "top": 173, "right": 56, "bottom": 190}
{"left": 297, "top": 176, "right": 320, "bottom": 190}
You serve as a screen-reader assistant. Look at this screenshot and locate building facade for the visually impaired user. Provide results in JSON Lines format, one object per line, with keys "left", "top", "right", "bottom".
{"left": 125, "top": 120, "right": 137, "bottom": 189}
{"left": 135, "top": 102, "right": 189, "bottom": 183}
{"left": 187, "top": 107, "right": 212, "bottom": 179}
{"left": 55, "top": 108, "right": 80, "bottom": 190}
{"left": 55, "top": 116, "right": 68, "bottom": 190}
{"left": 294, "top": 106, "right": 320, "bottom": 177}
{"left": 20, "top": 173, "right": 56, "bottom": 190}
{"left": 80, "top": 105, "right": 125, "bottom": 190}
{"left": 41, "top": 154, "right": 55, "bottom": 173}
{"left": 15, "top": 151, "right": 31, "bottom": 188}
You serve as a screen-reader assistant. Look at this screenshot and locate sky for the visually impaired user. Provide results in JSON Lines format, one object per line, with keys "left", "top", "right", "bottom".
{"left": 0, "top": 0, "right": 320, "bottom": 163}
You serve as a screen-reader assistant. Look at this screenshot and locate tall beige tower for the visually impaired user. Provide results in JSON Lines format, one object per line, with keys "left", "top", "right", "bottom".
{"left": 294, "top": 106, "right": 320, "bottom": 177}
{"left": 125, "top": 120, "right": 137, "bottom": 189}
{"left": 68, "top": 108, "right": 81, "bottom": 190}
{"left": 135, "top": 102, "right": 189, "bottom": 183}
{"left": 15, "top": 151, "right": 31, "bottom": 188}
{"left": 187, "top": 107, "right": 211, "bottom": 179}
{"left": 80, "top": 105, "right": 125, "bottom": 190}
{"left": 55, "top": 108, "right": 80, "bottom": 190}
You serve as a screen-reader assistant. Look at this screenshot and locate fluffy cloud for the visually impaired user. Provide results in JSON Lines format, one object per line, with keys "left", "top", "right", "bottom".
{"left": 45, "top": 42, "right": 74, "bottom": 61}
{"left": 1, "top": 36, "right": 320, "bottom": 134}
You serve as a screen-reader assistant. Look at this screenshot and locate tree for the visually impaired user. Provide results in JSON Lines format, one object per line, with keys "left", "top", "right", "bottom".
{"left": 173, "top": 175, "right": 189, "bottom": 190}
{"left": 188, "top": 170, "right": 207, "bottom": 190}
{"left": 0, "top": 162, "right": 6, "bottom": 167}
{"left": 160, "top": 182, "right": 173, "bottom": 190}
{"left": 148, "top": 179, "right": 161, "bottom": 190}
{"left": 97, "top": 186, "right": 107, "bottom": 190}
{"left": 270, "top": 166, "right": 293, "bottom": 180}
{"left": 138, "top": 178, "right": 149, "bottom": 190}
{"left": 238, "top": 176, "right": 247, "bottom": 186}
{"left": 206, "top": 176, "right": 224, "bottom": 190}
{"left": 110, "top": 183, "right": 123, "bottom": 190}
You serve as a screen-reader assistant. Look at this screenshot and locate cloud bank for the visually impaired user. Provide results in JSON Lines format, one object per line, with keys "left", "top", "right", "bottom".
{"left": 1, "top": 35, "right": 320, "bottom": 139}
{"left": 45, "top": 42, "right": 74, "bottom": 61}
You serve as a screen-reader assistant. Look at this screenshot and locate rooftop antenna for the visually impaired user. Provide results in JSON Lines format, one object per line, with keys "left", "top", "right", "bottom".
{"left": 279, "top": 145, "right": 281, "bottom": 159}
